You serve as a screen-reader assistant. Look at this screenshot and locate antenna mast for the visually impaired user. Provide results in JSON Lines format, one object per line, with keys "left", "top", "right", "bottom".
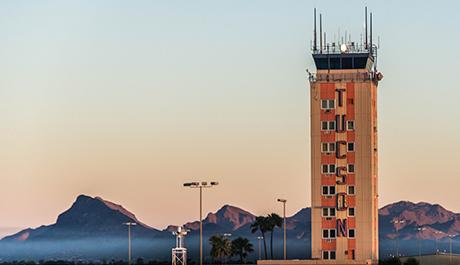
{"left": 365, "top": 7, "right": 368, "bottom": 49}
{"left": 319, "top": 13, "right": 323, "bottom": 53}
{"left": 313, "top": 8, "right": 317, "bottom": 51}
{"left": 370, "top": 12, "right": 373, "bottom": 55}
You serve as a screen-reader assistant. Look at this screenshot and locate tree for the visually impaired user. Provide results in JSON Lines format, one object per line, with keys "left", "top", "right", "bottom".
{"left": 379, "top": 257, "right": 402, "bottom": 265}
{"left": 135, "top": 258, "right": 145, "bottom": 265}
{"left": 266, "top": 213, "right": 283, "bottom": 259}
{"left": 403, "top": 258, "right": 419, "bottom": 265}
{"left": 209, "top": 234, "right": 232, "bottom": 264}
{"left": 251, "top": 216, "right": 270, "bottom": 259}
{"left": 231, "top": 237, "right": 254, "bottom": 264}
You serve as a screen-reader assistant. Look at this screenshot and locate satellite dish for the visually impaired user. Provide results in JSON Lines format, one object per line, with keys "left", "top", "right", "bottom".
{"left": 340, "top": 44, "right": 348, "bottom": 53}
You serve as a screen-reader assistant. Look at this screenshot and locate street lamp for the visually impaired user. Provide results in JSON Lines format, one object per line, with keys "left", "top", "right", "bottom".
{"left": 416, "top": 227, "right": 426, "bottom": 262}
{"left": 433, "top": 231, "right": 442, "bottom": 254}
{"left": 257, "top": 236, "right": 263, "bottom": 260}
{"left": 183, "top": 181, "right": 219, "bottom": 265}
{"left": 222, "top": 233, "right": 232, "bottom": 265}
{"left": 448, "top": 234, "right": 455, "bottom": 265}
{"left": 277, "top": 198, "right": 287, "bottom": 260}
{"left": 391, "top": 220, "right": 405, "bottom": 257}
{"left": 123, "top": 222, "right": 137, "bottom": 265}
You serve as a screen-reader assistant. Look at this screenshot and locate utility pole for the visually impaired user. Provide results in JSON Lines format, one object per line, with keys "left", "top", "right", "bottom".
{"left": 434, "top": 231, "right": 442, "bottom": 254}
{"left": 416, "top": 227, "right": 426, "bottom": 263}
{"left": 448, "top": 234, "right": 455, "bottom": 265}
{"left": 123, "top": 222, "right": 137, "bottom": 265}
{"left": 183, "top": 181, "right": 219, "bottom": 265}
{"left": 257, "top": 236, "right": 263, "bottom": 260}
{"left": 391, "top": 220, "right": 405, "bottom": 257}
{"left": 277, "top": 199, "right": 287, "bottom": 260}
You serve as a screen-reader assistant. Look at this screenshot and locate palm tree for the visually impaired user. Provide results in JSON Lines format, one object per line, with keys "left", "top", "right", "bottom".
{"left": 231, "top": 237, "right": 254, "bottom": 264}
{"left": 209, "top": 234, "right": 232, "bottom": 264}
{"left": 403, "top": 258, "right": 419, "bottom": 265}
{"left": 251, "top": 216, "right": 270, "bottom": 259}
{"left": 267, "top": 213, "right": 283, "bottom": 259}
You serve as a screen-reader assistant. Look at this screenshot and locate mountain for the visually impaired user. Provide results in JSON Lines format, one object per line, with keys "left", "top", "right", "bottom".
{"left": 183, "top": 204, "right": 255, "bottom": 231}
{"left": 2, "top": 195, "right": 161, "bottom": 242}
{"left": 1, "top": 195, "right": 459, "bottom": 261}
{"left": 379, "top": 201, "right": 460, "bottom": 240}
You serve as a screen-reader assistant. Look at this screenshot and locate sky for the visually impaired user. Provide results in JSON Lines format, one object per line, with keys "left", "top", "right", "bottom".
{"left": 1, "top": 0, "right": 459, "bottom": 238}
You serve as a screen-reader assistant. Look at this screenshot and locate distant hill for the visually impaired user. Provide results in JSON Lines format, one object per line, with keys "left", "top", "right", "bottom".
{"left": 2, "top": 195, "right": 161, "bottom": 242}
{"left": 379, "top": 201, "right": 460, "bottom": 240}
{"left": 0, "top": 195, "right": 459, "bottom": 261}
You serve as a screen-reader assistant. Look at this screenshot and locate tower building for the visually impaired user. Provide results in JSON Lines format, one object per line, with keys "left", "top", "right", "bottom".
{"left": 309, "top": 7, "right": 382, "bottom": 264}
{"left": 258, "top": 7, "right": 382, "bottom": 265}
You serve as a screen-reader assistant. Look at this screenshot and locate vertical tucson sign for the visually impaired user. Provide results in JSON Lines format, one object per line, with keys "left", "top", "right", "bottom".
{"left": 308, "top": 7, "right": 383, "bottom": 264}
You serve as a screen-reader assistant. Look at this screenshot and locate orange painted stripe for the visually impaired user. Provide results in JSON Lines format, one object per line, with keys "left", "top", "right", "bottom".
{"left": 321, "top": 133, "right": 336, "bottom": 142}
{"left": 321, "top": 177, "right": 337, "bottom": 186}
{"left": 321, "top": 239, "right": 336, "bottom": 250}
{"left": 320, "top": 83, "right": 336, "bottom": 99}
{"left": 321, "top": 198, "right": 337, "bottom": 207}
{"left": 347, "top": 152, "right": 355, "bottom": 163}
{"left": 346, "top": 174, "right": 355, "bottom": 185}
{"left": 321, "top": 155, "right": 336, "bottom": 164}
{"left": 347, "top": 217, "right": 356, "bottom": 228}
{"left": 347, "top": 196, "right": 356, "bottom": 207}
{"left": 346, "top": 131, "right": 355, "bottom": 142}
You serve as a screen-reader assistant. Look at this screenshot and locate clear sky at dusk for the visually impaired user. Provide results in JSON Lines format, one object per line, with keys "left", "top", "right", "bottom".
{"left": 1, "top": 0, "right": 459, "bottom": 237}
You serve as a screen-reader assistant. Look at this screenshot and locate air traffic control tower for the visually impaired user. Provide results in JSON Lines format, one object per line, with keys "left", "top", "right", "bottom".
{"left": 259, "top": 7, "right": 383, "bottom": 265}
{"left": 309, "top": 7, "right": 382, "bottom": 264}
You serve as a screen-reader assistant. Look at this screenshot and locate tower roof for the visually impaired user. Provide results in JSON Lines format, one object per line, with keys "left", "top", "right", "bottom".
{"left": 311, "top": 7, "right": 378, "bottom": 71}
{"left": 313, "top": 51, "right": 374, "bottom": 70}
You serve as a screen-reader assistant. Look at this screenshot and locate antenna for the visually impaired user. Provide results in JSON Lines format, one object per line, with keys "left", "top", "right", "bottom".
{"left": 365, "top": 7, "right": 368, "bottom": 49}
{"left": 313, "top": 8, "right": 317, "bottom": 51}
{"left": 319, "top": 13, "right": 323, "bottom": 53}
{"left": 324, "top": 32, "right": 326, "bottom": 51}
{"left": 370, "top": 12, "right": 373, "bottom": 55}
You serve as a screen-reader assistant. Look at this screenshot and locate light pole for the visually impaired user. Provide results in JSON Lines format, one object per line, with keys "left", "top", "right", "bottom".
{"left": 448, "top": 234, "right": 455, "bottom": 265}
{"left": 434, "top": 231, "right": 442, "bottom": 254}
{"left": 416, "top": 227, "right": 426, "bottom": 263}
{"left": 123, "top": 222, "right": 137, "bottom": 265}
{"left": 222, "top": 233, "right": 232, "bottom": 265}
{"left": 183, "top": 181, "right": 219, "bottom": 265}
{"left": 277, "top": 198, "right": 287, "bottom": 260}
{"left": 391, "top": 220, "right": 405, "bottom": 257}
{"left": 257, "top": 236, "right": 263, "bottom": 260}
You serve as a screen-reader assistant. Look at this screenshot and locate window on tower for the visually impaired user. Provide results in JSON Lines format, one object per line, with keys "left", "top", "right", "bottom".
{"left": 321, "top": 142, "right": 336, "bottom": 153}
{"left": 322, "top": 229, "right": 337, "bottom": 239}
{"left": 348, "top": 207, "right": 355, "bottom": 217}
{"left": 321, "top": 121, "right": 336, "bottom": 131}
{"left": 347, "top": 164, "right": 355, "bottom": 173}
{"left": 322, "top": 207, "right": 336, "bottom": 217}
{"left": 321, "top": 164, "right": 336, "bottom": 174}
{"left": 322, "top": 250, "right": 336, "bottom": 260}
{"left": 329, "top": 121, "right": 336, "bottom": 130}
{"left": 347, "top": 120, "right": 355, "bottom": 131}
{"left": 330, "top": 251, "right": 336, "bottom": 260}
{"left": 347, "top": 185, "right": 355, "bottom": 195}
{"left": 320, "top": 99, "right": 335, "bottom": 110}
{"left": 349, "top": 229, "right": 356, "bottom": 238}
{"left": 347, "top": 142, "right": 355, "bottom": 152}
{"left": 323, "top": 250, "right": 335, "bottom": 259}
{"left": 322, "top": 185, "right": 336, "bottom": 196}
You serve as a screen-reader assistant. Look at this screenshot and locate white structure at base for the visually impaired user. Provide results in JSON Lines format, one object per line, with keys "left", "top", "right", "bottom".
{"left": 172, "top": 226, "right": 188, "bottom": 265}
